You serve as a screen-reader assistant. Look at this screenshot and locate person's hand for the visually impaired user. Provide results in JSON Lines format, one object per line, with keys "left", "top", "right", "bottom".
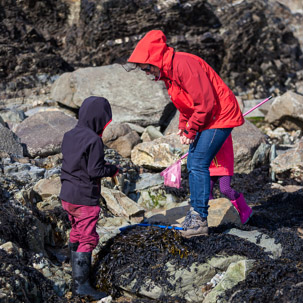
{"left": 180, "top": 134, "right": 194, "bottom": 145}
{"left": 177, "top": 129, "right": 184, "bottom": 136}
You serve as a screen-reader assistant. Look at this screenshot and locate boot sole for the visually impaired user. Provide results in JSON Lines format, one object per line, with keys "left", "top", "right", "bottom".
{"left": 180, "top": 229, "right": 209, "bottom": 238}
{"left": 181, "top": 232, "right": 209, "bottom": 238}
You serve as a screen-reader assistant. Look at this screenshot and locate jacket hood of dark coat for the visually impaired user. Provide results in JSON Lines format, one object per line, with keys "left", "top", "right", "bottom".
{"left": 77, "top": 96, "right": 112, "bottom": 134}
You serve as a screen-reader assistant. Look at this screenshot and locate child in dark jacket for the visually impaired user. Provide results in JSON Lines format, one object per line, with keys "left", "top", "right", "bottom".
{"left": 60, "top": 96, "right": 118, "bottom": 300}
{"left": 209, "top": 134, "right": 252, "bottom": 224}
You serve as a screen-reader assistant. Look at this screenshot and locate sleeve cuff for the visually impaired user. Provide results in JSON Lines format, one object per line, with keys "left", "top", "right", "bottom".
{"left": 184, "top": 129, "right": 196, "bottom": 140}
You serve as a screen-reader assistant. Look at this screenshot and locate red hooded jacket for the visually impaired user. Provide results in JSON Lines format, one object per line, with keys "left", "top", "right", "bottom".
{"left": 128, "top": 30, "right": 244, "bottom": 139}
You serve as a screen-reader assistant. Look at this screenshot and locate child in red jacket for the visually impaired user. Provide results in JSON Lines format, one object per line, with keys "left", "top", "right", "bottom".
{"left": 209, "top": 134, "right": 252, "bottom": 224}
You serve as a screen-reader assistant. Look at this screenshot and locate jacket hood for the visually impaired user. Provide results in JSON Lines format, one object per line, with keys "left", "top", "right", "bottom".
{"left": 78, "top": 96, "right": 112, "bottom": 134}
{"left": 128, "top": 30, "right": 174, "bottom": 75}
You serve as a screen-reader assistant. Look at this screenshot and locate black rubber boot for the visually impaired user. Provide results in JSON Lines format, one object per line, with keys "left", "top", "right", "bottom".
{"left": 72, "top": 251, "right": 108, "bottom": 300}
{"left": 67, "top": 242, "right": 79, "bottom": 264}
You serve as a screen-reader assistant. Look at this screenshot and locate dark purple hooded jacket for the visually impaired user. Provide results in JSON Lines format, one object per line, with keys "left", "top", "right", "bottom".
{"left": 59, "top": 96, "right": 117, "bottom": 206}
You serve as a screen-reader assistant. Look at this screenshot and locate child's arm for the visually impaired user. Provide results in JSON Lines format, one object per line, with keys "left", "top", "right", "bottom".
{"left": 87, "top": 139, "right": 118, "bottom": 179}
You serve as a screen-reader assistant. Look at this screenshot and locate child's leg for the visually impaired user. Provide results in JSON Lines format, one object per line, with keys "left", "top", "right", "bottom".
{"left": 62, "top": 201, "right": 100, "bottom": 252}
{"left": 209, "top": 176, "right": 218, "bottom": 200}
{"left": 62, "top": 200, "right": 81, "bottom": 244}
{"left": 76, "top": 205, "right": 100, "bottom": 252}
{"left": 218, "top": 176, "right": 240, "bottom": 200}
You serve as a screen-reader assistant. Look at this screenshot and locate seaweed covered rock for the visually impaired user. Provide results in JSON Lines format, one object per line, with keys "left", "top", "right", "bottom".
{"left": 93, "top": 227, "right": 269, "bottom": 301}
{"left": 93, "top": 190, "right": 303, "bottom": 302}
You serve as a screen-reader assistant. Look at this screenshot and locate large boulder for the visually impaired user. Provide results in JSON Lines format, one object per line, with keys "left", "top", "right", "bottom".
{"left": 15, "top": 111, "right": 77, "bottom": 158}
{"left": 50, "top": 64, "right": 172, "bottom": 127}
{"left": 232, "top": 120, "right": 267, "bottom": 173}
{"left": 265, "top": 91, "right": 303, "bottom": 130}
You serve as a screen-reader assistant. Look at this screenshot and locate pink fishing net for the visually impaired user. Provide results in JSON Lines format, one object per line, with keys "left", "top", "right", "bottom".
{"left": 160, "top": 159, "right": 182, "bottom": 188}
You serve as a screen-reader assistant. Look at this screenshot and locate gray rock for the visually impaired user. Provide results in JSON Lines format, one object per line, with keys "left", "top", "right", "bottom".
{"left": 225, "top": 228, "right": 283, "bottom": 259}
{"left": 271, "top": 138, "right": 303, "bottom": 183}
{"left": 131, "top": 133, "right": 188, "bottom": 169}
{"left": 0, "top": 108, "right": 26, "bottom": 124}
{"left": 33, "top": 176, "right": 61, "bottom": 199}
{"left": 0, "top": 124, "right": 24, "bottom": 156}
{"left": 3, "top": 162, "right": 45, "bottom": 183}
{"left": 135, "top": 173, "right": 164, "bottom": 191}
{"left": 204, "top": 259, "right": 255, "bottom": 303}
{"left": 232, "top": 120, "right": 267, "bottom": 173}
{"left": 265, "top": 91, "right": 303, "bottom": 130}
{"left": 120, "top": 254, "right": 248, "bottom": 302}
{"left": 50, "top": 64, "right": 171, "bottom": 127}
{"left": 141, "top": 126, "right": 163, "bottom": 141}
{"left": 108, "top": 131, "right": 141, "bottom": 158}
{"left": 15, "top": 110, "right": 77, "bottom": 158}
{"left": 101, "top": 187, "right": 145, "bottom": 223}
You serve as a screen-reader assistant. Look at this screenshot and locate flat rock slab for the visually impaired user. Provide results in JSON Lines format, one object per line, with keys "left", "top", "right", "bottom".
{"left": 225, "top": 228, "right": 282, "bottom": 259}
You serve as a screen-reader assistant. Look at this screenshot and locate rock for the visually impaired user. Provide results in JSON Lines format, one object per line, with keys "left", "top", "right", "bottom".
{"left": 209, "top": 0, "right": 302, "bottom": 97}
{"left": 131, "top": 133, "right": 188, "bottom": 170}
{"left": 3, "top": 160, "right": 45, "bottom": 184}
{"left": 106, "top": 130, "right": 141, "bottom": 158}
{"left": 101, "top": 187, "right": 145, "bottom": 223}
{"left": 232, "top": 120, "right": 267, "bottom": 173}
{"left": 141, "top": 125, "right": 163, "bottom": 142}
{"left": 0, "top": 108, "right": 26, "bottom": 126}
{"left": 225, "top": 228, "right": 283, "bottom": 259}
{"left": 242, "top": 98, "right": 274, "bottom": 117}
{"left": 50, "top": 64, "right": 172, "bottom": 127}
{"left": 15, "top": 110, "right": 77, "bottom": 158}
{"left": 265, "top": 91, "right": 303, "bottom": 130}
{"left": 36, "top": 196, "right": 62, "bottom": 211}
{"left": 33, "top": 176, "right": 61, "bottom": 199}
{"left": 135, "top": 173, "right": 164, "bottom": 191}
{"left": 270, "top": 138, "right": 303, "bottom": 183}
{"left": 103, "top": 123, "right": 133, "bottom": 143}
{"left": 144, "top": 198, "right": 241, "bottom": 227}
{"left": 208, "top": 198, "right": 242, "bottom": 227}
{"left": 120, "top": 254, "right": 248, "bottom": 302}
{"left": 0, "top": 241, "right": 23, "bottom": 257}
{"left": 0, "top": 124, "right": 24, "bottom": 157}
{"left": 24, "top": 106, "right": 61, "bottom": 117}
{"left": 204, "top": 259, "right": 255, "bottom": 303}
{"left": 164, "top": 110, "right": 179, "bottom": 136}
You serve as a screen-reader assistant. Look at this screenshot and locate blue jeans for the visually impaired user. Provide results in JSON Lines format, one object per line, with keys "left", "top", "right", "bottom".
{"left": 187, "top": 128, "right": 233, "bottom": 218}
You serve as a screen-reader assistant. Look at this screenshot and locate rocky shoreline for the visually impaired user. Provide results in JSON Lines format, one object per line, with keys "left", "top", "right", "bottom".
{"left": 0, "top": 0, "right": 303, "bottom": 302}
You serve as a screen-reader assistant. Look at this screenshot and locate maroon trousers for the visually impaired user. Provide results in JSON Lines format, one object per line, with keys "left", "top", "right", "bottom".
{"left": 62, "top": 200, "right": 100, "bottom": 252}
